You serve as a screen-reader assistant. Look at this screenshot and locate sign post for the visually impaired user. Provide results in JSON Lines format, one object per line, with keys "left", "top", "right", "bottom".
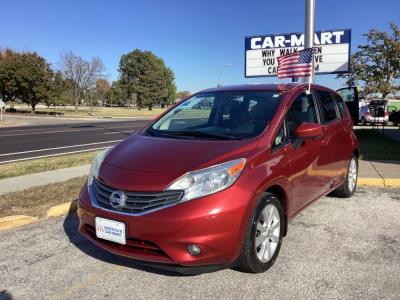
{"left": 245, "top": 29, "right": 351, "bottom": 78}
{"left": 304, "top": 0, "right": 316, "bottom": 83}
{"left": 0, "top": 100, "right": 4, "bottom": 122}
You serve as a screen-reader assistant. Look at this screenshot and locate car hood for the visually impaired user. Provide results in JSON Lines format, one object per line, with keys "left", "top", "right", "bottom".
{"left": 104, "top": 133, "right": 258, "bottom": 174}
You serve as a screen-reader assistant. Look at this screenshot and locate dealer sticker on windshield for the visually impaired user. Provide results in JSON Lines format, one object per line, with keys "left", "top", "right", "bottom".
{"left": 95, "top": 217, "right": 126, "bottom": 245}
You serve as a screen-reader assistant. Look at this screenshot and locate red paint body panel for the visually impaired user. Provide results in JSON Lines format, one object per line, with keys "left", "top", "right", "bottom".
{"left": 78, "top": 83, "right": 359, "bottom": 267}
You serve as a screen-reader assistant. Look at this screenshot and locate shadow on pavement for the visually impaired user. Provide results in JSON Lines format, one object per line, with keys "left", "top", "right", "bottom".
{"left": 0, "top": 290, "right": 13, "bottom": 300}
{"left": 62, "top": 207, "right": 227, "bottom": 276}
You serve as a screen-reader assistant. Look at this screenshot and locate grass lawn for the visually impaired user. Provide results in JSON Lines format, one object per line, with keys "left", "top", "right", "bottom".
{"left": 0, "top": 151, "right": 97, "bottom": 179}
{"left": 354, "top": 129, "right": 400, "bottom": 161}
{"left": 10, "top": 104, "right": 167, "bottom": 118}
{"left": 0, "top": 176, "right": 86, "bottom": 218}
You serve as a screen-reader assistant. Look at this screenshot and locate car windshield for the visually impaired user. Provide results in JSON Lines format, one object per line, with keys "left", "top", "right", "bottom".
{"left": 149, "top": 90, "right": 283, "bottom": 140}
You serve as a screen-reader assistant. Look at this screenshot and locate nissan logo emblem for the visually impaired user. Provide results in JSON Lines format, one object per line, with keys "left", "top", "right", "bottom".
{"left": 109, "top": 191, "right": 127, "bottom": 209}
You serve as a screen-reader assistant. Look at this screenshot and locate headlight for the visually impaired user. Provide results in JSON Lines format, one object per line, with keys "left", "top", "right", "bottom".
{"left": 88, "top": 147, "right": 113, "bottom": 186}
{"left": 167, "top": 158, "right": 246, "bottom": 202}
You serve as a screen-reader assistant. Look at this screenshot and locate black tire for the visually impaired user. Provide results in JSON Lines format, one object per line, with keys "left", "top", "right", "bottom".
{"left": 331, "top": 155, "right": 358, "bottom": 198}
{"left": 238, "top": 193, "right": 284, "bottom": 273}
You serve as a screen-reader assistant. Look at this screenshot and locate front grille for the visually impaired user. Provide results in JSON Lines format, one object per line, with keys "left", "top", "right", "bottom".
{"left": 90, "top": 178, "right": 183, "bottom": 215}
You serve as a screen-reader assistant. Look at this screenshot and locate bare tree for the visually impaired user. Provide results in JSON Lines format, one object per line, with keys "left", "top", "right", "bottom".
{"left": 59, "top": 51, "right": 104, "bottom": 110}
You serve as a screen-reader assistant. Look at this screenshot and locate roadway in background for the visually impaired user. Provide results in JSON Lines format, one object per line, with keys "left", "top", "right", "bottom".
{"left": 0, "top": 119, "right": 150, "bottom": 163}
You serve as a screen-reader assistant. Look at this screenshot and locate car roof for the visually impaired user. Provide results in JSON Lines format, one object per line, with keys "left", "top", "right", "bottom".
{"left": 197, "top": 83, "right": 334, "bottom": 94}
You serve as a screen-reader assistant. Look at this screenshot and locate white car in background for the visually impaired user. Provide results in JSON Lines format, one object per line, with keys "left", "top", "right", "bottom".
{"left": 359, "top": 100, "right": 389, "bottom": 126}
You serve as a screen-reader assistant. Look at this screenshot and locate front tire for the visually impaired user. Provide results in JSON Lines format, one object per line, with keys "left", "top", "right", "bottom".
{"left": 238, "top": 193, "right": 284, "bottom": 273}
{"left": 332, "top": 155, "right": 358, "bottom": 198}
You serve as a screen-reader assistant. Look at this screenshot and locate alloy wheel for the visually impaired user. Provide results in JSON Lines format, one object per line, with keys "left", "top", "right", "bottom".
{"left": 255, "top": 204, "right": 280, "bottom": 263}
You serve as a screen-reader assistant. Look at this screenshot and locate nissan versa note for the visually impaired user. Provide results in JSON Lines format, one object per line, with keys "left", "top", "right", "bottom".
{"left": 78, "top": 83, "right": 359, "bottom": 273}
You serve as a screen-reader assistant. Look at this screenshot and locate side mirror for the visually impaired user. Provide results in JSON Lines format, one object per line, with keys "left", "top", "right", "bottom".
{"left": 295, "top": 122, "right": 323, "bottom": 139}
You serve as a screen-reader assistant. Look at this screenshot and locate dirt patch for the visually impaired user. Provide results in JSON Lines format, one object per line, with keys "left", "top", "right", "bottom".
{"left": 0, "top": 176, "right": 86, "bottom": 218}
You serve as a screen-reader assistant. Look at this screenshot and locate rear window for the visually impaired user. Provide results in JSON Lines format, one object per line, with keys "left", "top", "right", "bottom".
{"left": 317, "top": 90, "right": 339, "bottom": 123}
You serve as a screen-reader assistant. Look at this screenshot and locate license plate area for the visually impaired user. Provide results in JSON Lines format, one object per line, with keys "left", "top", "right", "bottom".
{"left": 95, "top": 217, "right": 126, "bottom": 245}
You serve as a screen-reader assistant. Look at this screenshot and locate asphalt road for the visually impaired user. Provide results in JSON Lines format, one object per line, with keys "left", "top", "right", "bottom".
{"left": 0, "top": 120, "right": 150, "bottom": 164}
{"left": 1, "top": 186, "right": 400, "bottom": 299}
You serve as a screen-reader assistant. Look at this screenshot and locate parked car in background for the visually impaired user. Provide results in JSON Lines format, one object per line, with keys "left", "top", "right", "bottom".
{"left": 78, "top": 83, "right": 359, "bottom": 273}
{"left": 359, "top": 100, "right": 389, "bottom": 126}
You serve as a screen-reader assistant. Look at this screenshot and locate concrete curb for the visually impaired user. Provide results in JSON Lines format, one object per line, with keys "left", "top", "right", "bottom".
{"left": 46, "top": 200, "right": 77, "bottom": 218}
{"left": 0, "top": 200, "right": 78, "bottom": 231}
{"left": 0, "top": 215, "right": 38, "bottom": 230}
{"left": 358, "top": 178, "right": 400, "bottom": 187}
{"left": 1, "top": 177, "right": 399, "bottom": 231}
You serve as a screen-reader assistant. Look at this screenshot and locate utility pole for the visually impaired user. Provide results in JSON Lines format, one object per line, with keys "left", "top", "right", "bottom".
{"left": 304, "top": 0, "right": 315, "bottom": 83}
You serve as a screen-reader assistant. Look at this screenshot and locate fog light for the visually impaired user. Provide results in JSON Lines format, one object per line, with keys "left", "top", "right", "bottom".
{"left": 187, "top": 244, "right": 201, "bottom": 256}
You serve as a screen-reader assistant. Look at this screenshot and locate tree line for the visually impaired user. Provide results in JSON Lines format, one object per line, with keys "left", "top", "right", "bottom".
{"left": 338, "top": 22, "right": 400, "bottom": 99}
{"left": 0, "top": 48, "right": 189, "bottom": 112}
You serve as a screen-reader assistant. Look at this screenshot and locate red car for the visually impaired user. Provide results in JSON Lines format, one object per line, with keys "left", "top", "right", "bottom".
{"left": 78, "top": 83, "right": 359, "bottom": 273}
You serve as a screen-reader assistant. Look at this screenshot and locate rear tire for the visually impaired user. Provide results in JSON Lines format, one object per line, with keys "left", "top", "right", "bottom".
{"left": 238, "top": 193, "right": 284, "bottom": 273}
{"left": 331, "top": 155, "right": 358, "bottom": 198}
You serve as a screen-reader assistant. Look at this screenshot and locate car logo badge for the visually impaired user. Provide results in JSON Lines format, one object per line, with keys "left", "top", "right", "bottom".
{"left": 109, "top": 191, "right": 127, "bottom": 209}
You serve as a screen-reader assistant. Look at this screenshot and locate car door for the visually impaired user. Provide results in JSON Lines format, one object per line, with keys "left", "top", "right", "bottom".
{"left": 284, "top": 91, "right": 332, "bottom": 214}
{"left": 331, "top": 92, "right": 356, "bottom": 186}
{"left": 315, "top": 89, "right": 345, "bottom": 189}
{"left": 336, "top": 87, "right": 359, "bottom": 125}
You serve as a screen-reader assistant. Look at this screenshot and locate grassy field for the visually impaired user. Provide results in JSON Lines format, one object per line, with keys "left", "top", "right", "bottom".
{"left": 9, "top": 104, "right": 167, "bottom": 118}
{"left": 0, "top": 151, "right": 97, "bottom": 179}
{"left": 0, "top": 176, "right": 86, "bottom": 218}
{"left": 355, "top": 129, "right": 400, "bottom": 161}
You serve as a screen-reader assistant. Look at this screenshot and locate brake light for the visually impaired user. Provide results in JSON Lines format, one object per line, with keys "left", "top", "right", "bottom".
{"left": 385, "top": 112, "right": 389, "bottom": 117}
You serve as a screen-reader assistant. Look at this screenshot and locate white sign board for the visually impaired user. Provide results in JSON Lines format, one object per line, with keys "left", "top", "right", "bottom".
{"left": 245, "top": 29, "right": 351, "bottom": 77}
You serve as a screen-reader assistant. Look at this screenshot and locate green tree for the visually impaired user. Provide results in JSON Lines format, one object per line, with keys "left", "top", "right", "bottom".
{"left": 0, "top": 49, "right": 53, "bottom": 111}
{"left": 338, "top": 22, "right": 400, "bottom": 98}
{"left": 176, "top": 90, "right": 191, "bottom": 100}
{"left": 45, "top": 71, "right": 67, "bottom": 107}
{"left": 161, "top": 67, "right": 177, "bottom": 107}
{"left": 109, "top": 80, "right": 128, "bottom": 107}
{"left": 0, "top": 49, "right": 19, "bottom": 105}
{"left": 119, "top": 49, "right": 176, "bottom": 110}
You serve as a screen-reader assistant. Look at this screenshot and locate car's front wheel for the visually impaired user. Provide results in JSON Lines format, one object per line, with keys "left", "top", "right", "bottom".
{"left": 238, "top": 193, "right": 284, "bottom": 273}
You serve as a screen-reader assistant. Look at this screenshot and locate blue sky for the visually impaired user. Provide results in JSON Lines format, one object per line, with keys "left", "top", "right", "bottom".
{"left": 0, "top": 0, "right": 399, "bottom": 92}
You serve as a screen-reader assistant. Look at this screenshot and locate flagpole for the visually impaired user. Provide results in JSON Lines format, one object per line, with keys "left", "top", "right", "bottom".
{"left": 304, "top": 0, "right": 315, "bottom": 88}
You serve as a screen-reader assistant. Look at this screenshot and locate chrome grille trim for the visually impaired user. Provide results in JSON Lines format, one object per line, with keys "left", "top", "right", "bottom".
{"left": 88, "top": 178, "right": 183, "bottom": 216}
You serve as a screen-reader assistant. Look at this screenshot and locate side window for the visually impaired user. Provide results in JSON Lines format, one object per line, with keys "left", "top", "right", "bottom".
{"left": 317, "top": 90, "right": 339, "bottom": 123}
{"left": 334, "top": 94, "right": 345, "bottom": 118}
{"left": 286, "top": 93, "right": 318, "bottom": 142}
{"left": 272, "top": 122, "right": 287, "bottom": 149}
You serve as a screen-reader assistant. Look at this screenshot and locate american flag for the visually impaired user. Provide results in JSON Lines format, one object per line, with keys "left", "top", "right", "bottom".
{"left": 277, "top": 48, "right": 313, "bottom": 79}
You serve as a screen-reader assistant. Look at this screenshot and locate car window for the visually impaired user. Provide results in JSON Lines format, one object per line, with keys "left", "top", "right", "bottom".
{"left": 317, "top": 90, "right": 339, "bottom": 123}
{"left": 334, "top": 94, "right": 345, "bottom": 118}
{"left": 286, "top": 92, "right": 318, "bottom": 142}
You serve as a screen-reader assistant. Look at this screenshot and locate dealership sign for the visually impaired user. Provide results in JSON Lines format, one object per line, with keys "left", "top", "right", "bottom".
{"left": 245, "top": 29, "right": 351, "bottom": 77}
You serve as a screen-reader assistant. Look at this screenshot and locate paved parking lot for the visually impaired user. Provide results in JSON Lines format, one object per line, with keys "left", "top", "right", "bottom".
{"left": 1, "top": 186, "right": 399, "bottom": 300}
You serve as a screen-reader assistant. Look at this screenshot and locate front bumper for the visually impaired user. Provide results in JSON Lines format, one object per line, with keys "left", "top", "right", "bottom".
{"left": 78, "top": 183, "right": 254, "bottom": 266}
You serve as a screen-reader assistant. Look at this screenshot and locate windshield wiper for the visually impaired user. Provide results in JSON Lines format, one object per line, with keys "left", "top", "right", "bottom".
{"left": 158, "top": 130, "right": 240, "bottom": 140}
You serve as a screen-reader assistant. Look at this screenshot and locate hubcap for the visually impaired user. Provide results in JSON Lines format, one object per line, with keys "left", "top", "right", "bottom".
{"left": 348, "top": 158, "right": 357, "bottom": 192}
{"left": 255, "top": 204, "right": 280, "bottom": 263}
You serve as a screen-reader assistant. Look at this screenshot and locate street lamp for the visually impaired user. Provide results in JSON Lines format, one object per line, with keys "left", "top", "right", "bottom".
{"left": 217, "top": 63, "right": 232, "bottom": 87}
